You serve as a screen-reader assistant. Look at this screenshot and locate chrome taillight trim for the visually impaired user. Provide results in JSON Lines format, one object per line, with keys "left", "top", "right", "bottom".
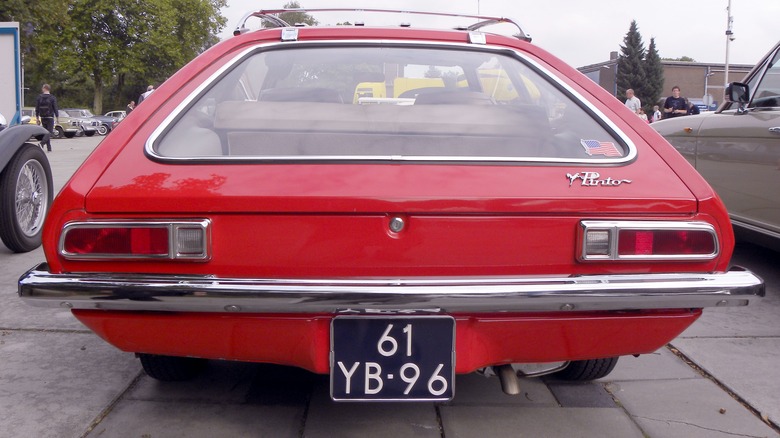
{"left": 59, "top": 220, "right": 211, "bottom": 261}
{"left": 578, "top": 220, "right": 719, "bottom": 261}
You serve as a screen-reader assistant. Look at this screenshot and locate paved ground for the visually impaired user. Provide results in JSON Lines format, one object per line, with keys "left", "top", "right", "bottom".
{"left": 1, "top": 135, "right": 778, "bottom": 437}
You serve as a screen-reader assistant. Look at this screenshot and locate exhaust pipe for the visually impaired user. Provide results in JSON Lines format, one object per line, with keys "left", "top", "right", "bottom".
{"left": 495, "top": 364, "right": 520, "bottom": 395}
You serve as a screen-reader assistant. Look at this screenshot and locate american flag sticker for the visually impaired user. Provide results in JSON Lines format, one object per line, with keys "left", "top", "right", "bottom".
{"left": 580, "top": 139, "right": 623, "bottom": 157}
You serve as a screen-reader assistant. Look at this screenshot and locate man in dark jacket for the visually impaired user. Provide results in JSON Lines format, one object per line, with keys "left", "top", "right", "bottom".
{"left": 34, "top": 84, "right": 58, "bottom": 152}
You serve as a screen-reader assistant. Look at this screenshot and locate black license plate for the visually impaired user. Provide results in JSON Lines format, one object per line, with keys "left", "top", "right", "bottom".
{"left": 330, "top": 316, "right": 455, "bottom": 401}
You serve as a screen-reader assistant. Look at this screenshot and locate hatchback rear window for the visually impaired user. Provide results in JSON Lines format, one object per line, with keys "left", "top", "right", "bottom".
{"left": 151, "top": 44, "right": 631, "bottom": 162}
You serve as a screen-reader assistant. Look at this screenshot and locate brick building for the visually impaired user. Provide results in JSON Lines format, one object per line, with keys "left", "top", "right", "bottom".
{"left": 578, "top": 51, "right": 753, "bottom": 109}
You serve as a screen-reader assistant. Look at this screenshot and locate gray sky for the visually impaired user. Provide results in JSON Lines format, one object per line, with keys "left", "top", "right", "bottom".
{"left": 219, "top": 1, "right": 778, "bottom": 68}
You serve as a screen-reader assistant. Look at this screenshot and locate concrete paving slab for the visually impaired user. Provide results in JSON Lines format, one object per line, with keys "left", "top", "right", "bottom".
{"left": 544, "top": 382, "right": 617, "bottom": 408}
{"left": 600, "top": 347, "right": 701, "bottom": 381}
{"left": 84, "top": 400, "right": 304, "bottom": 438}
{"left": 0, "top": 330, "right": 139, "bottom": 438}
{"left": 606, "top": 378, "right": 778, "bottom": 437}
{"left": 683, "top": 243, "right": 780, "bottom": 339}
{"left": 126, "top": 360, "right": 258, "bottom": 404}
{"left": 0, "top": 289, "right": 84, "bottom": 331}
{"left": 442, "top": 372, "right": 558, "bottom": 407}
{"left": 439, "top": 406, "right": 644, "bottom": 437}
{"left": 673, "top": 337, "right": 780, "bottom": 428}
{"left": 304, "top": 381, "right": 441, "bottom": 438}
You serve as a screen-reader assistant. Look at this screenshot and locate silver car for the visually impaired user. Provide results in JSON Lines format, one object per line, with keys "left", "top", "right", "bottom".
{"left": 653, "top": 41, "right": 780, "bottom": 249}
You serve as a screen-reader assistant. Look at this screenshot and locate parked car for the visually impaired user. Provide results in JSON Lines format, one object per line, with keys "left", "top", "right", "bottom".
{"left": 0, "top": 111, "right": 53, "bottom": 252}
{"left": 21, "top": 107, "right": 38, "bottom": 125}
{"left": 19, "top": 8, "right": 764, "bottom": 401}
{"left": 688, "top": 98, "right": 718, "bottom": 113}
{"left": 23, "top": 107, "right": 95, "bottom": 138}
{"left": 654, "top": 40, "right": 780, "bottom": 250}
{"left": 62, "top": 108, "right": 117, "bottom": 135}
{"left": 104, "top": 110, "right": 127, "bottom": 121}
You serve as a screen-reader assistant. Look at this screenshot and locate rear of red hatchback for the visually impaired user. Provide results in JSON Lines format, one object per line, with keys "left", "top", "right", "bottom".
{"left": 20, "top": 19, "right": 763, "bottom": 401}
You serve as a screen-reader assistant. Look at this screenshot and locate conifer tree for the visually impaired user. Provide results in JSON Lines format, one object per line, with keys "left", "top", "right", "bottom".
{"left": 643, "top": 37, "right": 665, "bottom": 112}
{"left": 616, "top": 20, "right": 646, "bottom": 103}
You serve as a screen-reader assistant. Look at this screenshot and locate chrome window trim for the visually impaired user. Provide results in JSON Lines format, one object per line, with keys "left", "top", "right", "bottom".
{"left": 146, "top": 39, "right": 637, "bottom": 164}
{"left": 578, "top": 220, "right": 719, "bottom": 261}
{"left": 59, "top": 219, "right": 211, "bottom": 261}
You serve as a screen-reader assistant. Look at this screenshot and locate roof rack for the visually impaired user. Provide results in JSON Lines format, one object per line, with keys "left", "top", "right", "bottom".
{"left": 232, "top": 8, "right": 531, "bottom": 42}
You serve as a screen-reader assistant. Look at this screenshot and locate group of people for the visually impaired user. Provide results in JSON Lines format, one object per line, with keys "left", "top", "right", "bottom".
{"left": 623, "top": 86, "right": 700, "bottom": 123}
{"left": 125, "top": 85, "right": 155, "bottom": 114}
{"left": 32, "top": 83, "right": 155, "bottom": 152}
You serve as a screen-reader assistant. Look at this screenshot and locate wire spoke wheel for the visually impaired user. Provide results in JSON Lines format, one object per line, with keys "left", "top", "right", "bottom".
{"left": 0, "top": 144, "right": 53, "bottom": 252}
{"left": 15, "top": 158, "right": 48, "bottom": 237}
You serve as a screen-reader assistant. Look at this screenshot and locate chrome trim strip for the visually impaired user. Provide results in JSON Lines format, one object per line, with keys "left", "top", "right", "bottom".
{"left": 578, "top": 220, "right": 719, "bottom": 261}
{"left": 145, "top": 40, "right": 637, "bottom": 165}
{"left": 19, "top": 264, "right": 763, "bottom": 314}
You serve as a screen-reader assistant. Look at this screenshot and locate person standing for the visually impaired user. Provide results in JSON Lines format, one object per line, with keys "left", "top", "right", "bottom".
{"left": 126, "top": 100, "right": 135, "bottom": 114}
{"left": 137, "top": 85, "right": 154, "bottom": 105}
{"left": 651, "top": 105, "right": 662, "bottom": 123}
{"left": 637, "top": 108, "right": 649, "bottom": 123}
{"left": 624, "top": 88, "right": 641, "bottom": 114}
{"left": 34, "top": 84, "right": 58, "bottom": 152}
{"left": 663, "top": 86, "right": 688, "bottom": 119}
{"left": 687, "top": 100, "right": 701, "bottom": 115}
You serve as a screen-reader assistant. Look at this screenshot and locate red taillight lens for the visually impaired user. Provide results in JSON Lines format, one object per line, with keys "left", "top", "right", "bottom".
{"left": 63, "top": 227, "right": 169, "bottom": 256}
{"left": 580, "top": 221, "right": 718, "bottom": 261}
{"left": 618, "top": 230, "right": 716, "bottom": 256}
{"left": 60, "top": 220, "right": 210, "bottom": 260}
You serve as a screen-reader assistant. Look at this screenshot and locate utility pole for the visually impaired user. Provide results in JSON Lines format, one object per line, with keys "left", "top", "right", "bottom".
{"left": 724, "top": 0, "right": 734, "bottom": 88}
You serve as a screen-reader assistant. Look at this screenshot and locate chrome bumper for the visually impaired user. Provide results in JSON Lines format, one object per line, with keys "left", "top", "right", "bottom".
{"left": 19, "top": 263, "right": 764, "bottom": 314}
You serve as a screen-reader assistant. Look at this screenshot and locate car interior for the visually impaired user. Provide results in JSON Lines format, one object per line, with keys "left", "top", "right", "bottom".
{"left": 152, "top": 45, "right": 627, "bottom": 161}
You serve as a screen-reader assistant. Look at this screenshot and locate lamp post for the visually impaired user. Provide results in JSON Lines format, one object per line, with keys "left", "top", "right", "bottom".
{"left": 724, "top": 0, "right": 734, "bottom": 89}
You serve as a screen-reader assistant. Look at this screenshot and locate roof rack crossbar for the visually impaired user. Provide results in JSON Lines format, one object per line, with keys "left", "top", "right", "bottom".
{"left": 232, "top": 8, "right": 531, "bottom": 41}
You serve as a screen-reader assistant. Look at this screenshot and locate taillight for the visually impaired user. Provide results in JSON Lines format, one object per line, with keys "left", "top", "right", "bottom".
{"left": 579, "top": 221, "right": 718, "bottom": 261}
{"left": 60, "top": 220, "right": 210, "bottom": 260}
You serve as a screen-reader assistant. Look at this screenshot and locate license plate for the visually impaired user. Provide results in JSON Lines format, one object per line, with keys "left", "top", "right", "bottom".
{"left": 330, "top": 316, "right": 455, "bottom": 401}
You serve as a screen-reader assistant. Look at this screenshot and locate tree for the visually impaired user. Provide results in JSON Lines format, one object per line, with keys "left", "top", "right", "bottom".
{"left": 643, "top": 37, "right": 664, "bottom": 110}
{"left": 264, "top": 1, "right": 318, "bottom": 27}
{"left": 65, "top": 0, "right": 227, "bottom": 113}
{"left": 616, "top": 20, "right": 646, "bottom": 103}
{"left": 2, "top": 0, "right": 226, "bottom": 113}
{"left": 1, "top": 0, "right": 71, "bottom": 101}
{"left": 661, "top": 56, "right": 696, "bottom": 62}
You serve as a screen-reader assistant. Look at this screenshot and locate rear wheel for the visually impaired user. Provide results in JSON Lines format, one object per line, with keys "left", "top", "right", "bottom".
{"left": 97, "top": 124, "right": 108, "bottom": 135}
{"left": 138, "top": 354, "right": 207, "bottom": 381}
{"left": 0, "top": 144, "right": 53, "bottom": 252}
{"left": 53, "top": 126, "right": 64, "bottom": 138}
{"left": 552, "top": 357, "right": 619, "bottom": 381}
{"left": 84, "top": 131, "right": 95, "bottom": 137}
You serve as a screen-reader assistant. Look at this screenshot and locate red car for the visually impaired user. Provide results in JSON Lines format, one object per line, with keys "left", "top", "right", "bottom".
{"left": 20, "top": 9, "right": 763, "bottom": 401}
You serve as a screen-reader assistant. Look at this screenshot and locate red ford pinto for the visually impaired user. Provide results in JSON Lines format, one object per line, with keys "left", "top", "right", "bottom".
{"left": 20, "top": 9, "right": 763, "bottom": 401}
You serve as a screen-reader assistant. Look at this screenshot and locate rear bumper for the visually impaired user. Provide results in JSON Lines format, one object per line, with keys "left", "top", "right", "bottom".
{"left": 22, "top": 264, "right": 762, "bottom": 373}
{"left": 19, "top": 263, "right": 763, "bottom": 314}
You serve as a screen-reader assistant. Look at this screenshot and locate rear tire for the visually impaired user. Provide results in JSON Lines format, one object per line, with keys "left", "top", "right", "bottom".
{"left": 553, "top": 357, "right": 619, "bottom": 381}
{"left": 97, "top": 124, "right": 108, "bottom": 135}
{"left": 84, "top": 131, "right": 96, "bottom": 137}
{"left": 53, "top": 126, "right": 64, "bottom": 139}
{"left": 138, "top": 354, "right": 207, "bottom": 381}
{"left": 0, "top": 144, "right": 53, "bottom": 253}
